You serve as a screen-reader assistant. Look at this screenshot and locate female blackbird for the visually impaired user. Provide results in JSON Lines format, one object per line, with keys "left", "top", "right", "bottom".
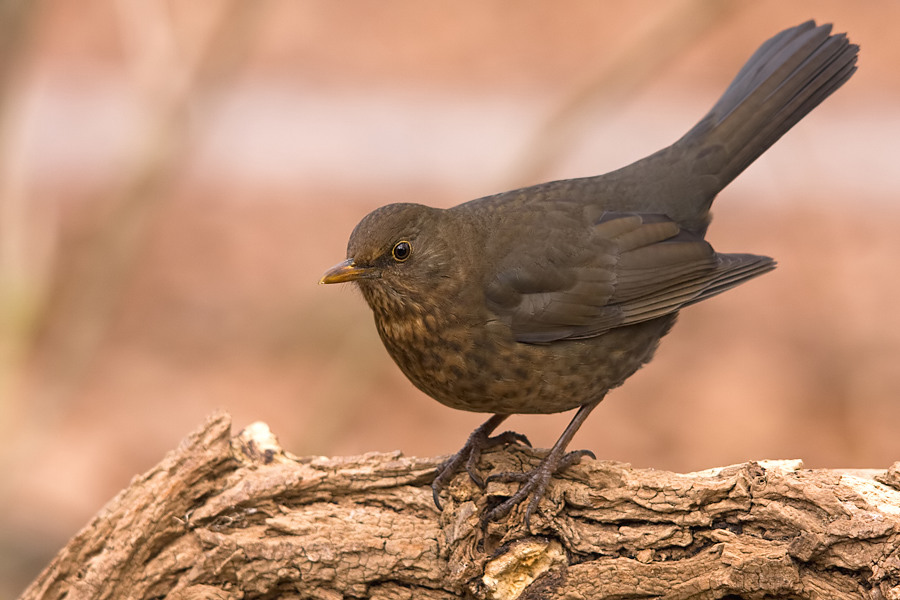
{"left": 320, "top": 21, "right": 858, "bottom": 526}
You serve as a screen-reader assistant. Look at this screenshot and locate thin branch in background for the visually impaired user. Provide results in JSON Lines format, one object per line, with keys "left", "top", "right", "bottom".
{"left": 508, "top": 0, "right": 742, "bottom": 186}
{"left": 0, "top": 0, "right": 43, "bottom": 406}
{"left": 24, "top": 0, "right": 264, "bottom": 414}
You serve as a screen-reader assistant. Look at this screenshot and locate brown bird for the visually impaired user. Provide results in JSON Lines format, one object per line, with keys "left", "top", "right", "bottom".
{"left": 320, "top": 21, "right": 858, "bottom": 526}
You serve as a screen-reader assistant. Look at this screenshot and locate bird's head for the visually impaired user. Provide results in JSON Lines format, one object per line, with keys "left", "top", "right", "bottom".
{"left": 320, "top": 203, "right": 467, "bottom": 314}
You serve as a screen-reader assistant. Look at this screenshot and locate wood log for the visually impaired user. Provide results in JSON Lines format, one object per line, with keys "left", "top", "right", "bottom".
{"left": 20, "top": 412, "right": 900, "bottom": 600}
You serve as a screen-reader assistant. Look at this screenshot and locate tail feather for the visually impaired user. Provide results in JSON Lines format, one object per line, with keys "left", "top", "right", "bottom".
{"left": 682, "top": 20, "right": 859, "bottom": 192}
{"left": 682, "top": 21, "right": 858, "bottom": 187}
{"left": 606, "top": 21, "right": 858, "bottom": 234}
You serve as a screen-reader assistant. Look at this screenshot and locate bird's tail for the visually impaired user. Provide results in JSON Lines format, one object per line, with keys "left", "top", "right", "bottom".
{"left": 605, "top": 21, "right": 857, "bottom": 235}
{"left": 681, "top": 20, "right": 858, "bottom": 197}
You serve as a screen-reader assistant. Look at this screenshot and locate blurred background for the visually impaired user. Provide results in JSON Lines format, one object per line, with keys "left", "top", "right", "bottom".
{"left": 1, "top": 0, "right": 898, "bottom": 594}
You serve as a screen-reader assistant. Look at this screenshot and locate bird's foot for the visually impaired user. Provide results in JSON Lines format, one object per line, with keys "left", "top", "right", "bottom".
{"left": 432, "top": 414, "right": 530, "bottom": 510}
{"left": 481, "top": 448, "right": 595, "bottom": 529}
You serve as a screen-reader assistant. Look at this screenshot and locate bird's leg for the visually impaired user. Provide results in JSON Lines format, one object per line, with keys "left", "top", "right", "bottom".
{"left": 482, "top": 397, "right": 604, "bottom": 528}
{"left": 432, "top": 413, "right": 531, "bottom": 510}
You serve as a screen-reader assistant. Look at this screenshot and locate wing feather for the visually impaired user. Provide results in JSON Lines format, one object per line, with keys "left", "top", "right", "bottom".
{"left": 484, "top": 212, "right": 774, "bottom": 343}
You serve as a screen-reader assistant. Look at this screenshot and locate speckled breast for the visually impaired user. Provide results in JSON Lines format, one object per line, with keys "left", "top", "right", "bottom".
{"left": 371, "top": 304, "right": 677, "bottom": 415}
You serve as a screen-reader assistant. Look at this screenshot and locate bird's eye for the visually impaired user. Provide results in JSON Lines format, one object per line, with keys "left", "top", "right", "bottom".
{"left": 391, "top": 241, "right": 411, "bottom": 262}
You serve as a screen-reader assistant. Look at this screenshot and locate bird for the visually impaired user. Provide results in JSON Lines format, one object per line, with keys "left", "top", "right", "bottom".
{"left": 319, "top": 20, "right": 858, "bottom": 526}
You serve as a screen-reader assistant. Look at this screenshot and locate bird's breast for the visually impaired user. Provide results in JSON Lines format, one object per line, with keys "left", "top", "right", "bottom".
{"left": 365, "top": 284, "right": 677, "bottom": 415}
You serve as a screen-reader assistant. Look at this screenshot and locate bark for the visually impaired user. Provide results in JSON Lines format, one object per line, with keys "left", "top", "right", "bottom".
{"left": 20, "top": 412, "right": 900, "bottom": 600}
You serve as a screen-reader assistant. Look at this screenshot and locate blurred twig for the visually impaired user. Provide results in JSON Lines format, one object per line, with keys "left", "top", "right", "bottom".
{"left": 509, "top": 0, "right": 742, "bottom": 185}
{"left": 27, "top": 0, "right": 264, "bottom": 412}
{"left": 0, "top": 0, "right": 42, "bottom": 417}
{"left": 0, "top": 1, "right": 47, "bottom": 595}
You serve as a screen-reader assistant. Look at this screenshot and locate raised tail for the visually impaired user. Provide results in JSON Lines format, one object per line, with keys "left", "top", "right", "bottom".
{"left": 681, "top": 20, "right": 858, "bottom": 192}
{"left": 608, "top": 21, "right": 858, "bottom": 235}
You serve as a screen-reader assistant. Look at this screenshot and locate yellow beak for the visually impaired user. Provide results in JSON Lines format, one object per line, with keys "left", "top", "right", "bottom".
{"left": 319, "top": 259, "right": 380, "bottom": 284}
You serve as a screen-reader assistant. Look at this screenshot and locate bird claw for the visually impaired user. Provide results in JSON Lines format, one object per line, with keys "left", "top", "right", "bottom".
{"left": 560, "top": 448, "right": 595, "bottom": 467}
{"left": 464, "top": 430, "right": 532, "bottom": 488}
{"left": 495, "top": 430, "right": 532, "bottom": 448}
{"left": 433, "top": 403, "right": 599, "bottom": 525}
{"left": 432, "top": 416, "right": 529, "bottom": 510}
{"left": 481, "top": 448, "right": 594, "bottom": 529}
{"left": 486, "top": 470, "right": 530, "bottom": 484}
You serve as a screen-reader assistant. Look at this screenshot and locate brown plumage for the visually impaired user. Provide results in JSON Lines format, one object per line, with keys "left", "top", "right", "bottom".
{"left": 320, "top": 21, "right": 858, "bottom": 526}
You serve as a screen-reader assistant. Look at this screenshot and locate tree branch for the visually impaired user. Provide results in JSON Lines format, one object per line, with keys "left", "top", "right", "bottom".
{"left": 20, "top": 412, "right": 900, "bottom": 600}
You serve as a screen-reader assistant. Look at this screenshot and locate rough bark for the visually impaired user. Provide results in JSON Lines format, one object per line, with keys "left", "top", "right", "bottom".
{"left": 20, "top": 412, "right": 900, "bottom": 600}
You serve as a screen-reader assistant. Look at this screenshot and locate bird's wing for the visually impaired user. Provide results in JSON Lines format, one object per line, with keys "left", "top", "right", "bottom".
{"left": 483, "top": 212, "right": 774, "bottom": 343}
